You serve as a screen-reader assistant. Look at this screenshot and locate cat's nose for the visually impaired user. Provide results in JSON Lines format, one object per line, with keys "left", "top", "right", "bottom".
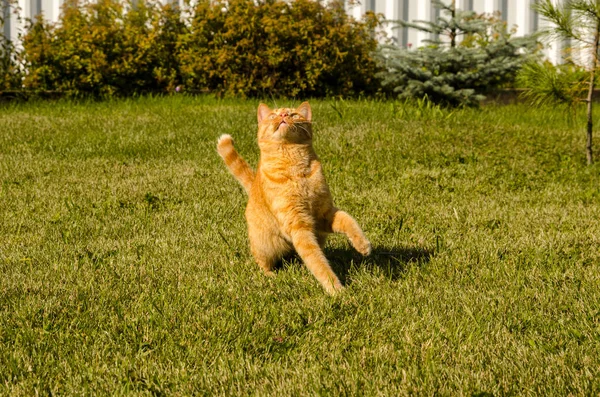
{"left": 280, "top": 111, "right": 288, "bottom": 118}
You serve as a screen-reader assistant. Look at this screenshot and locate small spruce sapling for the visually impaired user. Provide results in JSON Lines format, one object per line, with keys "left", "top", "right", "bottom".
{"left": 377, "top": 0, "right": 537, "bottom": 107}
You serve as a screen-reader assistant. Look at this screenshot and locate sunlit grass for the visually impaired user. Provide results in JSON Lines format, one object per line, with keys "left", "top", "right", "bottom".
{"left": 1, "top": 95, "right": 599, "bottom": 395}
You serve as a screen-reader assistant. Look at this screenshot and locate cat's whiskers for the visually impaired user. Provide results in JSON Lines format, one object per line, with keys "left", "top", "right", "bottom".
{"left": 268, "top": 94, "right": 279, "bottom": 110}
{"left": 295, "top": 123, "right": 312, "bottom": 137}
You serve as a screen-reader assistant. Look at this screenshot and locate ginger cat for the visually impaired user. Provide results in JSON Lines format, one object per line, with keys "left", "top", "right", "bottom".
{"left": 217, "top": 102, "right": 371, "bottom": 294}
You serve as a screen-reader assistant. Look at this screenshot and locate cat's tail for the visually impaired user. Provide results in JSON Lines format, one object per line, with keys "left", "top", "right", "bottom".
{"left": 217, "top": 134, "right": 255, "bottom": 194}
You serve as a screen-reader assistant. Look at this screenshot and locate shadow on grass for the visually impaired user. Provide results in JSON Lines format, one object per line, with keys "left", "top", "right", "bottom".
{"left": 328, "top": 245, "right": 433, "bottom": 285}
{"left": 278, "top": 245, "right": 433, "bottom": 286}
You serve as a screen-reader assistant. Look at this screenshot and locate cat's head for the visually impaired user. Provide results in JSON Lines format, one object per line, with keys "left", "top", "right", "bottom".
{"left": 257, "top": 102, "right": 312, "bottom": 144}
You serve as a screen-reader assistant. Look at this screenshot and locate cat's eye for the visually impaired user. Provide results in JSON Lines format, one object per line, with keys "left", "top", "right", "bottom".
{"left": 292, "top": 114, "right": 301, "bottom": 119}
{"left": 268, "top": 114, "right": 276, "bottom": 120}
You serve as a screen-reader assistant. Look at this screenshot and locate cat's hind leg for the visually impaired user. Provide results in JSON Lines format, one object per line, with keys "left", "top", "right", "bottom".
{"left": 246, "top": 210, "right": 292, "bottom": 275}
{"left": 327, "top": 209, "right": 371, "bottom": 256}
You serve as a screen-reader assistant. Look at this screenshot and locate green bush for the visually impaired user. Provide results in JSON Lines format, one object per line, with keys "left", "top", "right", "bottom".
{"left": 179, "top": 0, "right": 382, "bottom": 97}
{"left": 22, "top": 0, "right": 186, "bottom": 97}
{"left": 19, "top": 0, "right": 383, "bottom": 98}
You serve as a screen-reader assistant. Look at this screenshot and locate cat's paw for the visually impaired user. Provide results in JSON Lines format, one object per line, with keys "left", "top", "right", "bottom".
{"left": 217, "top": 134, "right": 233, "bottom": 147}
{"left": 356, "top": 240, "right": 372, "bottom": 256}
{"left": 324, "top": 280, "right": 344, "bottom": 296}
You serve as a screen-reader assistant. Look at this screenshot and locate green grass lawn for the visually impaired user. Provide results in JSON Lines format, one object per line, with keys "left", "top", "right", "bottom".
{"left": 1, "top": 96, "right": 599, "bottom": 395}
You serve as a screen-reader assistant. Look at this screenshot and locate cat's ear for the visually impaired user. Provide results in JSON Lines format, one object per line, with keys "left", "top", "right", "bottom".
{"left": 257, "top": 103, "right": 271, "bottom": 123}
{"left": 296, "top": 102, "right": 312, "bottom": 122}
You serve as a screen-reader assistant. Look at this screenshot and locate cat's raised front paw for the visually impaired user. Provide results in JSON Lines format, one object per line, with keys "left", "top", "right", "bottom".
{"left": 217, "top": 134, "right": 233, "bottom": 147}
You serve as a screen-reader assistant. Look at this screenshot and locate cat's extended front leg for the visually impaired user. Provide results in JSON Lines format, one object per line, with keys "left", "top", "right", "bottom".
{"left": 291, "top": 228, "right": 342, "bottom": 295}
{"left": 328, "top": 209, "right": 372, "bottom": 256}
